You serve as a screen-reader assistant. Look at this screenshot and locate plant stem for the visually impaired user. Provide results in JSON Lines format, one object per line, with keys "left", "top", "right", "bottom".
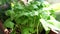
{"left": 37, "top": 25, "right": 38, "bottom": 34}
{"left": 37, "top": 21, "right": 40, "bottom": 34}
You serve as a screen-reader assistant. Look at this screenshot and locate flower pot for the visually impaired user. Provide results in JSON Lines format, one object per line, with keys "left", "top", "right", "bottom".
{"left": 49, "top": 29, "right": 60, "bottom": 34}
{"left": 0, "top": 20, "right": 5, "bottom": 34}
{"left": 0, "top": 20, "right": 10, "bottom": 34}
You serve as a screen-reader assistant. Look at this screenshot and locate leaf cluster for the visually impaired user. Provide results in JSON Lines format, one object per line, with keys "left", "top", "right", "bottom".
{"left": 3, "top": 0, "right": 60, "bottom": 34}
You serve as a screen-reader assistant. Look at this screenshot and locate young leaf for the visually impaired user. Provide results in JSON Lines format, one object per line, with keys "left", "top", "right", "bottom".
{"left": 4, "top": 20, "right": 14, "bottom": 29}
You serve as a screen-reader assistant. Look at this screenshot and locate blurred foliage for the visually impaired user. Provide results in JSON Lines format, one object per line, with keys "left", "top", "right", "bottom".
{"left": 49, "top": 3, "right": 60, "bottom": 21}
{"left": 0, "top": 0, "right": 60, "bottom": 34}
{"left": 0, "top": 0, "right": 11, "bottom": 5}
{"left": 50, "top": 3, "right": 60, "bottom": 11}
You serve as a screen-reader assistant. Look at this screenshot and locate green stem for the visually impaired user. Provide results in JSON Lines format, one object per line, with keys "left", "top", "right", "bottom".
{"left": 37, "top": 25, "right": 38, "bottom": 34}
{"left": 37, "top": 22, "right": 40, "bottom": 34}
